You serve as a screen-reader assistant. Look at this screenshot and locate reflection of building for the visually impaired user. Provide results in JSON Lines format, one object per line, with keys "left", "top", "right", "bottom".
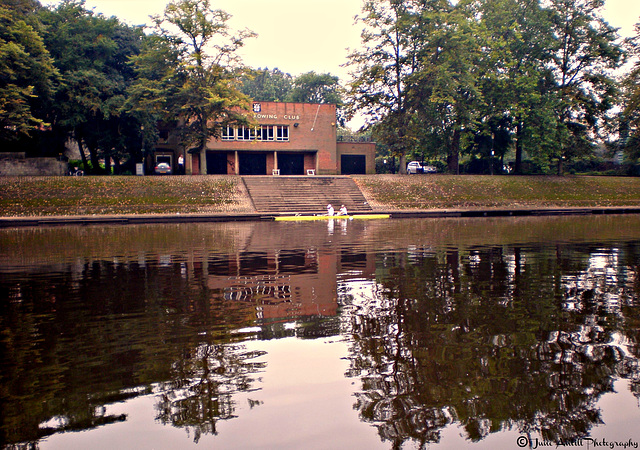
{"left": 153, "top": 102, "right": 376, "bottom": 175}
{"left": 205, "top": 247, "right": 376, "bottom": 320}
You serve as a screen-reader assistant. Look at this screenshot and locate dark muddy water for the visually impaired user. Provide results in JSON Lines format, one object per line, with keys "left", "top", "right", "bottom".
{"left": 2, "top": 215, "right": 640, "bottom": 449}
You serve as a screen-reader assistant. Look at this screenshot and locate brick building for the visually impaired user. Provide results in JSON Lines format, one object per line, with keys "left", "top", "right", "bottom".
{"left": 152, "top": 101, "right": 376, "bottom": 175}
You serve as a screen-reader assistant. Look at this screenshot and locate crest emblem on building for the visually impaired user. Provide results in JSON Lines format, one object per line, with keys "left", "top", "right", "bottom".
{"left": 253, "top": 103, "right": 261, "bottom": 113}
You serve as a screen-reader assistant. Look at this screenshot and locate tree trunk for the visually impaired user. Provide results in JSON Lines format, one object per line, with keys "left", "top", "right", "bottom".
{"left": 398, "top": 153, "right": 407, "bottom": 175}
{"left": 199, "top": 147, "right": 207, "bottom": 175}
{"left": 184, "top": 148, "right": 192, "bottom": 175}
{"left": 76, "top": 135, "right": 89, "bottom": 171}
{"left": 397, "top": 120, "right": 408, "bottom": 174}
{"left": 199, "top": 120, "right": 208, "bottom": 174}
{"left": 88, "top": 145, "right": 100, "bottom": 174}
{"left": 515, "top": 121, "right": 523, "bottom": 174}
{"left": 557, "top": 155, "right": 564, "bottom": 176}
{"left": 448, "top": 127, "right": 460, "bottom": 174}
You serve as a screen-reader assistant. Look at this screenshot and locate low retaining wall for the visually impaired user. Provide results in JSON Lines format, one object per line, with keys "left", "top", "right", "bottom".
{"left": 0, "top": 153, "right": 67, "bottom": 176}
{"left": 1, "top": 207, "right": 639, "bottom": 228}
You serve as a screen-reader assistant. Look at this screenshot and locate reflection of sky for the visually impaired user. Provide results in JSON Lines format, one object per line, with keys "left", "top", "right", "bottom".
{"left": 562, "top": 248, "right": 625, "bottom": 313}
{"left": 337, "top": 279, "right": 380, "bottom": 314}
{"left": 39, "top": 338, "right": 386, "bottom": 449}
{"left": 436, "top": 382, "right": 640, "bottom": 450}
{"left": 44, "top": 375, "right": 640, "bottom": 450}
{"left": 39, "top": 332, "right": 640, "bottom": 450}
{"left": 212, "top": 338, "right": 384, "bottom": 449}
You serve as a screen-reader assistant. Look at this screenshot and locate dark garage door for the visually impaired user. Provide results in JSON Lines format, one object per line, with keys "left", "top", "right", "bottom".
{"left": 341, "top": 154, "right": 366, "bottom": 175}
{"left": 206, "top": 152, "right": 228, "bottom": 174}
{"left": 239, "top": 153, "right": 267, "bottom": 175}
{"left": 279, "top": 153, "right": 305, "bottom": 175}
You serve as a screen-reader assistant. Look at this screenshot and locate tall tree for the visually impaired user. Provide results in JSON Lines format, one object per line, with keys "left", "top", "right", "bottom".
{"left": 346, "top": 0, "right": 424, "bottom": 174}
{"left": 475, "top": 0, "right": 558, "bottom": 174}
{"left": 347, "top": 0, "right": 481, "bottom": 174}
{"left": 0, "top": 0, "right": 57, "bottom": 145}
{"left": 409, "top": 0, "right": 483, "bottom": 174}
{"left": 547, "top": 0, "right": 625, "bottom": 174}
{"left": 131, "top": 0, "right": 256, "bottom": 174}
{"left": 38, "top": 0, "right": 146, "bottom": 172}
{"left": 288, "top": 71, "right": 344, "bottom": 124}
{"left": 287, "top": 71, "right": 343, "bottom": 104}
{"left": 239, "top": 67, "right": 293, "bottom": 102}
{"left": 620, "top": 22, "right": 640, "bottom": 167}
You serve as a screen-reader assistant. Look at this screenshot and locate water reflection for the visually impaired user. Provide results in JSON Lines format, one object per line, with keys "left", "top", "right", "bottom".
{"left": 343, "top": 241, "right": 640, "bottom": 447}
{"left": 1, "top": 216, "right": 640, "bottom": 448}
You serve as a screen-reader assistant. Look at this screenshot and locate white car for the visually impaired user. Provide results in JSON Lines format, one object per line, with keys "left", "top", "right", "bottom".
{"left": 423, "top": 165, "right": 437, "bottom": 173}
{"left": 407, "top": 161, "right": 424, "bottom": 174}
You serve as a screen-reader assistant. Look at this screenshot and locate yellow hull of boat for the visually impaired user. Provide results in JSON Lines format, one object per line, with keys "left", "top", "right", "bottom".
{"left": 275, "top": 214, "right": 390, "bottom": 221}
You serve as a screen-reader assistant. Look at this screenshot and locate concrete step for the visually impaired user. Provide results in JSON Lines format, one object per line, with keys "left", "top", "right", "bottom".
{"left": 242, "top": 176, "right": 372, "bottom": 213}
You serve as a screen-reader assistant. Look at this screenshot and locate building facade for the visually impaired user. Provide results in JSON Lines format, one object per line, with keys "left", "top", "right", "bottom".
{"left": 152, "top": 101, "right": 375, "bottom": 175}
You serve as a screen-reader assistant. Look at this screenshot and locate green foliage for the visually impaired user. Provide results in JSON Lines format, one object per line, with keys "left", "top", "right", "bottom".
{"left": 239, "top": 69, "right": 345, "bottom": 123}
{"left": 36, "top": 0, "right": 147, "bottom": 171}
{"left": 286, "top": 71, "right": 343, "bottom": 105}
{"left": 375, "top": 155, "right": 399, "bottom": 174}
{"left": 346, "top": 0, "right": 626, "bottom": 175}
{"left": 130, "top": 0, "right": 256, "bottom": 174}
{"left": 286, "top": 71, "right": 345, "bottom": 124}
{"left": 546, "top": 0, "right": 625, "bottom": 174}
{"left": 472, "top": 0, "right": 560, "bottom": 173}
{"left": 621, "top": 23, "right": 640, "bottom": 164}
{"left": 239, "top": 67, "right": 293, "bottom": 102}
{"left": 0, "top": 1, "right": 57, "bottom": 141}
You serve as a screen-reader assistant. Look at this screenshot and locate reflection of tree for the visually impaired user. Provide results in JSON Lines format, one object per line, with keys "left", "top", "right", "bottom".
{"left": 155, "top": 344, "right": 266, "bottom": 443}
{"left": 343, "top": 242, "right": 640, "bottom": 448}
{"left": 1, "top": 229, "right": 346, "bottom": 447}
{"left": 0, "top": 256, "right": 260, "bottom": 447}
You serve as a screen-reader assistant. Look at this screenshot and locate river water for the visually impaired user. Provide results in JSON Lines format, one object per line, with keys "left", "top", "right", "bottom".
{"left": 1, "top": 215, "right": 640, "bottom": 449}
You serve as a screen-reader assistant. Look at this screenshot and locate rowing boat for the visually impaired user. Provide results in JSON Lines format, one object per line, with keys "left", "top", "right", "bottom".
{"left": 275, "top": 214, "right": 390, "bottom": 221}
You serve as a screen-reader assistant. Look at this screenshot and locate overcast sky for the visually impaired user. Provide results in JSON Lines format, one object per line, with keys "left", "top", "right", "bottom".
{"left": 40, "top": 0, "right": 640, "bottom": 82}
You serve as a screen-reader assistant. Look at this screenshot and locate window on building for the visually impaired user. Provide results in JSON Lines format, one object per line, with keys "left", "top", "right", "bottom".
{"left": 222, "top": 125, "right": 288, "bottom": 142}
{"left": 222, "top": 126, "right": 234, "bottom": 140}
{"left": 237, "top": 126, "right": 257, "bottom": 141}
{"left": 260, "top": 125, "right": 274, "bottom": 141}
{"left": 235, "top": 126, "right": 245, "bottom": 140}
{"left": 276, "top": 126, "right": 289, "bottom": 141}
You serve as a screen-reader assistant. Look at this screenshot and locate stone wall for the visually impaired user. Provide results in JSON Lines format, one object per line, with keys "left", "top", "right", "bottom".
{"left": 0, "top": 153, "right": 67, "bottom": 176}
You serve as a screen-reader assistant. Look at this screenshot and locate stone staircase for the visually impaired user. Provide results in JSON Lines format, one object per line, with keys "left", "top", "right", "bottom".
{"left": 242, "top": 176, "right": 373, "bottom": 214}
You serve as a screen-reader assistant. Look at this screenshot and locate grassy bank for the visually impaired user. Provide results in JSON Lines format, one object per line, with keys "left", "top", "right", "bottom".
{"left": 353, "top": 174, "right": 640, "bottom": 210}
{"left": 0, "top": 176, "right": 253, "bottom": 216}
{"left": 1, "top": 174, "right": 639, "bottom": 217}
